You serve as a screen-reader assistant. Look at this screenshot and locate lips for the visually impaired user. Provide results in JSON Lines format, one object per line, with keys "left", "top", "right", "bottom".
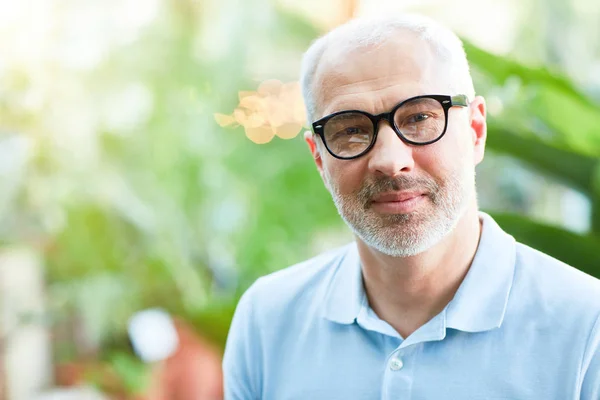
{"left": 368, "top": 191, "right": 427, "bottom": 214}
{"left": 370, "top": 192, "right": 425, "bottom": 203}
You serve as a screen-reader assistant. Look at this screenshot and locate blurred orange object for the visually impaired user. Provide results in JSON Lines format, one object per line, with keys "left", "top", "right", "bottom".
{"left": 144, "top": 319, "right": 224, "bottom": 400}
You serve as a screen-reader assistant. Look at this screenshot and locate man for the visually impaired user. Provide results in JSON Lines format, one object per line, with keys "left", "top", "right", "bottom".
{"left": 223, "top": 14, "right": 600, "bottom": 399}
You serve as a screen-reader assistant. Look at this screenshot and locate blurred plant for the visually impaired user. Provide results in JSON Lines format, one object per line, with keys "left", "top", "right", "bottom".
{"left": 0, "top": 4, "right": 599, "bottom": 396}
{"left": 104, "top": 352, "right": 150, "bottom": 397}
{"left": 0, "top": 0, "right": 331, "bottom": 364}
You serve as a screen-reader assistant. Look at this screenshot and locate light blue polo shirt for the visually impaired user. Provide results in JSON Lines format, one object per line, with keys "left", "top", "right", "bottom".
{"left": 223, "top": 213, "right": 600, "bottom": 399}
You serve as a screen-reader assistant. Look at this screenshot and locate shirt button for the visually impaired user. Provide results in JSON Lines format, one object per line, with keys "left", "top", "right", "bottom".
{"left": 389, "top": 358, "right": 403, "bottom": 371}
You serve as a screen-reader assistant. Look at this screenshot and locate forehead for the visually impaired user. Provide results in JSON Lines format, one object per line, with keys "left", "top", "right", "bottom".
{"left": 313, "top": 34, "right": 453, "bottom": 118}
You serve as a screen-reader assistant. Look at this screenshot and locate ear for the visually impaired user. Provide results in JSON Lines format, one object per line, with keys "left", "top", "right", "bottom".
{"left": 469, "top": 96, "right": 487, "bottom": 166}
{"left": 304, "top": 130, "right": 328, "bottom": 185}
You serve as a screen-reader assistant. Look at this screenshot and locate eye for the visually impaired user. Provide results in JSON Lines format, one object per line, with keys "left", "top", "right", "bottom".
{"left": 334, "top": 126, "right": 368, "bottom": 137}
{"left": 344, "top": 127, "right": 363, "bottom": 134}
{"left": 325, "top": 112, "right": 373, "bottom": 143}
{"left": 407, "top": 113, "right": 430, "bottom": 123}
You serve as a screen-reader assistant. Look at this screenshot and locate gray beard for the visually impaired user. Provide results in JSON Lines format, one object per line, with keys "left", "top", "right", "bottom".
{"left": 328, "top": 169, "right": 474, "bottom": 257}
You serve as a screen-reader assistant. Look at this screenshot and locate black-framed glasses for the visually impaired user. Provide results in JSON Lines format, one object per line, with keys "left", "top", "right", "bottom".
{"left": 311, "top": 94, "right": 470, "bottom": 160}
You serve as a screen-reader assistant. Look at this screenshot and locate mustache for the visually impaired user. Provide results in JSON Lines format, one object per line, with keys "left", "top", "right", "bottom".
{"left": 357, "top": 175, "right": 439, "bottom": 206}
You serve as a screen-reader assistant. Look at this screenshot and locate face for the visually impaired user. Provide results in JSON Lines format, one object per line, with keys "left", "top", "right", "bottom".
{"left": 306, "top": 34, "right": 487, "bottom": 257}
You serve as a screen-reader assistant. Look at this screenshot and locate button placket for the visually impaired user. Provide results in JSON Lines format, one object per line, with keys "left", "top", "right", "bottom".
{"left": 383, "top": 344, "right": 420, "bottom": 400}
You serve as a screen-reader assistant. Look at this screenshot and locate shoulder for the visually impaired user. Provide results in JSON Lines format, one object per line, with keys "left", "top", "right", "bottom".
{"left": 238, "top": 243, "right": 354, "bottom": 320}
{"left": 512, "top": 241, "right": 600, "bottom": 316}
{"left": 223, "top": 244, "right": 354, "bottom": 394}
{"left": 510, "top": 242, "right": 600, "bottom": 397}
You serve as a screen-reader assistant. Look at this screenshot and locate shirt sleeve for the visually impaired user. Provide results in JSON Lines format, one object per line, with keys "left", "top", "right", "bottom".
{"left": 580, "top": 313, "right": 600, "bottom": 400}
{"left": 223, "top": 283, "right": 262, "bottom": 400}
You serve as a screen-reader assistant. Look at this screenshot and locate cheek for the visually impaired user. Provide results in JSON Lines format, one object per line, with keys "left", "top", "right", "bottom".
{"left": 323, "top": 159, "right": 366, "bottom": 194}
{"left": 413, "top": 135, "right": 472, "bottom": 178}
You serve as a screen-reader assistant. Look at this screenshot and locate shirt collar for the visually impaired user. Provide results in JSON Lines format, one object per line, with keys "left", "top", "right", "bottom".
{"left": 322, "top": 212, "right": 517, "bottom": 333}
{"left": 445, "top": 212, "right": 516, "bottom": 332}
{"left": 322, "top": 243, "right": 364, "bottom": 324}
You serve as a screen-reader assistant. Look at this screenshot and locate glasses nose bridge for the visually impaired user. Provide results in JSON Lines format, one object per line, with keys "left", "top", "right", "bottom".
{"left": 371, "top": 110, "right": 395, "bottom": 134}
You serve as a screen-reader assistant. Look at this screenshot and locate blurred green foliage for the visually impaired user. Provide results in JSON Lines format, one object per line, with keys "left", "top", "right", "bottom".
{"left": 0, "top": 0, "right": 598, "bottom": 366}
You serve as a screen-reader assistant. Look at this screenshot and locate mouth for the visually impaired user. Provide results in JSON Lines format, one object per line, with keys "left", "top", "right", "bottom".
{"left": 369, "top": 191, "right": 427, "bottom": 214}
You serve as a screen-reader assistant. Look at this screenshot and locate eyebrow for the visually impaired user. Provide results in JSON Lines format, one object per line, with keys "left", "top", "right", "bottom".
{"left": 324, "top": 93, "right": 425, "bottom": 116}
{"left": 322, "top": 102, "right": 377, "bottom": 117}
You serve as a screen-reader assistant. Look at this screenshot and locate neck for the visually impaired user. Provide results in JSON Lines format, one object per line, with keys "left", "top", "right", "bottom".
{"left": 356, "top": 202, "right": 482, "bottom": 339}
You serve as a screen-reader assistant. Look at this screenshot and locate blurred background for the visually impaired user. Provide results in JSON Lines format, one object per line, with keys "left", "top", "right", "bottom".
{"left": 0, "top": 0, "right": 599, "bottom": 398}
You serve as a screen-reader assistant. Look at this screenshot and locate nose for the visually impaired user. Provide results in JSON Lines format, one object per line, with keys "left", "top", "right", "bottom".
{"left": 367, "top": 122, "right": 415, "bottom": 177}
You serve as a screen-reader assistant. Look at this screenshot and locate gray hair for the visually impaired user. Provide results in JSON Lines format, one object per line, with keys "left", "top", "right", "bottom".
{"left": 300, "top": 14, "right": 476, "bottom": 124}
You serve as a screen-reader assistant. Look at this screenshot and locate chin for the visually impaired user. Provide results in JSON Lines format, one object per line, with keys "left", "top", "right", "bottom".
{"left": 356, "top": 211, "right": 460, "bottom": 257}
{"left": 368, "top": 238, "right": 437, "bottom": 258}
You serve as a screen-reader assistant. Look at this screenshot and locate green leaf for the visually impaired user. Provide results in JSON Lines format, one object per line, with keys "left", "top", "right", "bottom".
{"left": 489, "top": 212, "right": 600, "bottom": 278}
{"left": 486, "top": 121, "right": 598, "bottom": 196}
{"left": 525, "top": 86, "right": 600, "bottom": 157}
{"left": 463, "top": 40, "right": 598, "bottom": 110}
{"left": 189, "top": 300, "right": 238, "bottom": 350}
{"left": 465, "top": 40, "right": 600, "bottom": 157}
{"left": 592, "top": 165, "right": 600, "bottom": 233}
{"left": 107, "top": 352, "right": 150, "bottom": 395}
